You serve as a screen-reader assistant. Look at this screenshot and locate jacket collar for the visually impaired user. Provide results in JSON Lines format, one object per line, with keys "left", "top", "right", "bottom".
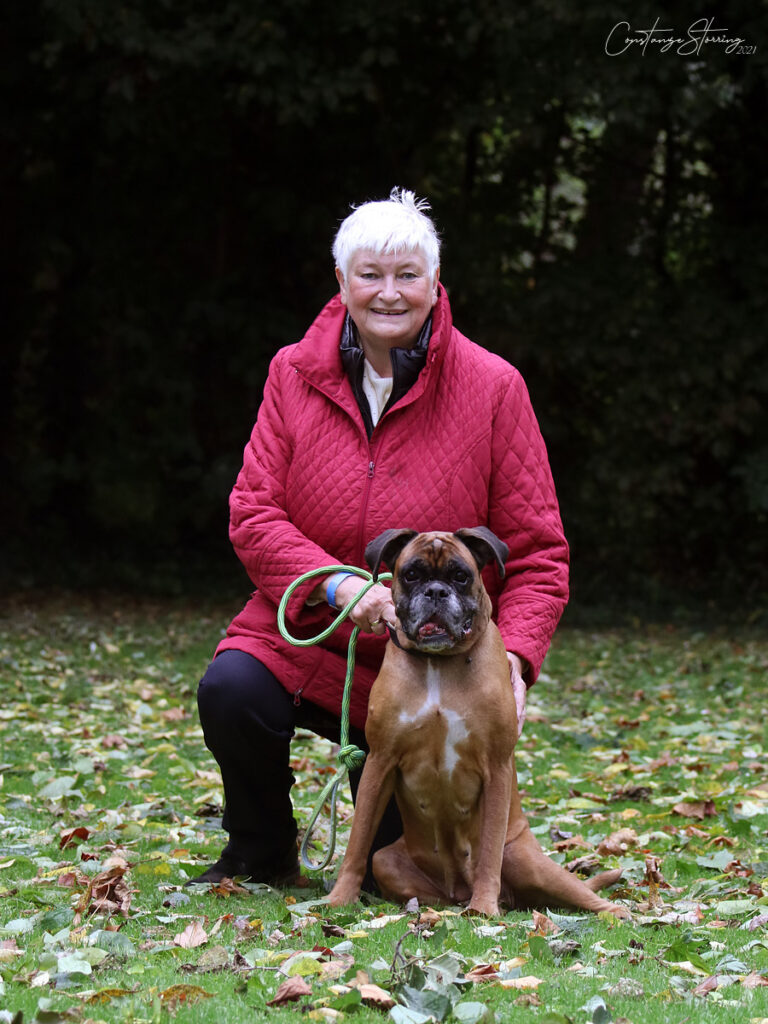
{"left": 289, "top": 286, "right": 454, "bottom": 416}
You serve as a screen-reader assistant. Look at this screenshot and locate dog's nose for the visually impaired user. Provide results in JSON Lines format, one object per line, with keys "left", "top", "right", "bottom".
{"left": 424, "top": 582, "right": 450, "bottom": 601}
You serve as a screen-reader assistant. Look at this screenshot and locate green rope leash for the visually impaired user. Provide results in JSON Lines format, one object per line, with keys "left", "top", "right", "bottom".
{"left": 276, "top": 564, "right": 392, "bottom": 871}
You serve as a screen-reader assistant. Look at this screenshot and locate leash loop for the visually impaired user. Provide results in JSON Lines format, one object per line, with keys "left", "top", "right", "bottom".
{"left": 277, "top": 565, "right": 392, "bottom": 870}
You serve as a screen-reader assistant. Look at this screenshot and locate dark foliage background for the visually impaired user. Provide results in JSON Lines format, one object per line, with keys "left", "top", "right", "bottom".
{"left": 3, "top": 1, "right": 767, "bottom": 614}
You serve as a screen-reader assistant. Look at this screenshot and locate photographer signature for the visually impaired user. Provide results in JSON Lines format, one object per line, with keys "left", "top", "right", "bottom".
{"left": 605, "top": 17, "right": 754, "bottom": 56}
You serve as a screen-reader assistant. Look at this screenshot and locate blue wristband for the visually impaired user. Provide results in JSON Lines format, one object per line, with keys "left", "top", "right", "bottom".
{"left": 326, "top": 572, "right": 357, "bottom": 610}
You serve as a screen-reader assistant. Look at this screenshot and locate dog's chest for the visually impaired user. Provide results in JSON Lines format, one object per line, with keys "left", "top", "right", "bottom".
{"left": 396, "top": 662, "right": 473, "bottom": 782}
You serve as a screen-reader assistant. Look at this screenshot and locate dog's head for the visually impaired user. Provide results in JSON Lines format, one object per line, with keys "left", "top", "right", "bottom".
{"left": 365, "top": 527, "right": 508, "bottom": 654}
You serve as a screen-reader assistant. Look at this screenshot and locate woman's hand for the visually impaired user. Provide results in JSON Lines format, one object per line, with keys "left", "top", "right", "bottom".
{"left": 507, "top": 652, "right": 527, "bottom": 739}
{"left": 320, "top": 577, "right": 396, "bottom": 635}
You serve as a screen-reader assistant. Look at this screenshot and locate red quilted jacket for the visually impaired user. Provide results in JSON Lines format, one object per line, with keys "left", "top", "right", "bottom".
{"left": 216, "top": 287, "right": 568, "bottom": 728}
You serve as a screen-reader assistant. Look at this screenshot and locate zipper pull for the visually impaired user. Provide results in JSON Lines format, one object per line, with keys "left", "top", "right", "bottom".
{"left": 368, "top": 461, "right": 375, "bottom": 478}
{"left": 293, "top": 686, "right": 304, "bottom": 707}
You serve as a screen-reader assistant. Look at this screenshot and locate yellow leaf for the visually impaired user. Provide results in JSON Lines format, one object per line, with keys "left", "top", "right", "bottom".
{"left": 159, "top": 984, "right": 213, "bottom": 1008}
{"left": 619, "top": 808, "right": 641, "bottom": 819}
{"left": 286, "top": 957, "right": 325, "bottom": 977}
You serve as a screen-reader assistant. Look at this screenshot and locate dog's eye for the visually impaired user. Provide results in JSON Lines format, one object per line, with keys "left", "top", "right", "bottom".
{"left": 453, "top": 569, "right": 469, "bottom": 584}
{"left": 403, "top": 568, "right": 420, "bottom": 583}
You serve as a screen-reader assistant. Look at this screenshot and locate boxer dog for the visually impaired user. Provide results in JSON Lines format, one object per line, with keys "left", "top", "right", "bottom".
{"left": 328, "top": 527, "right": 628, "bottom": 918}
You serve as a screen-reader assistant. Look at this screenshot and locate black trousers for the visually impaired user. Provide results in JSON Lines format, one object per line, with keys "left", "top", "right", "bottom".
{"left": 197, "top": 649, "right": 402, "bottom": 884}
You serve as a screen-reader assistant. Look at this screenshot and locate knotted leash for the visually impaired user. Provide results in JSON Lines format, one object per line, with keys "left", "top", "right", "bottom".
{"left": 277, "top": 565, "right": 392, "bottom": 870}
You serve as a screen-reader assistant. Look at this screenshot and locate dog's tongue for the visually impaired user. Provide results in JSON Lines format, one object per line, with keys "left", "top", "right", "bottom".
{"left": 419, "top": 621, "right": 447, "bottom": 639}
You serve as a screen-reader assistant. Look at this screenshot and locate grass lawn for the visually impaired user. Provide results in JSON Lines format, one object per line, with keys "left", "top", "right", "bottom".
{"left": 1, "top": 593, "right": 767, "bottom": 1024}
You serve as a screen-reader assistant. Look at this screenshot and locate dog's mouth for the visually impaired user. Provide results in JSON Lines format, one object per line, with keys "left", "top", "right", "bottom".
{"left": 415, "top": 615, "right": 474, "bottom": 647}
{"left": 418, "top": 620, "right": 451, "bottom": 642}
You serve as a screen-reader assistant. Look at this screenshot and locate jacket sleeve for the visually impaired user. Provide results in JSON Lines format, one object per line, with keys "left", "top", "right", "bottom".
{"left": 228, "top": 350, "right": 340, "bottom": 626}
{"left": 488, "top": 369, "right": 569, "bottom": 683}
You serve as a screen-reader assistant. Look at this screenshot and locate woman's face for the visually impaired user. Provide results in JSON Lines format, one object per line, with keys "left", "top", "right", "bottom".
{"left": 336, "top": 249, "right": 439, "bottom": 361}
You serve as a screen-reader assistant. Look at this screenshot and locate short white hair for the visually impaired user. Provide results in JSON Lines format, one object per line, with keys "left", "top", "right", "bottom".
{"left": 332, "top": 187, "right": 441, "bottom": 281}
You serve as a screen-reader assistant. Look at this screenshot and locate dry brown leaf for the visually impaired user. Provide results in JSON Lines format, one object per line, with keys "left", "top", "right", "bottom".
{"left": 72, "top": 865, "right": 132, "bottom": 925}
{"left": 531, "top": 910, "right": 561, "bottom": 936}
{"left": 90, "top": 865, "right": 132, "bottom": 916}
{"left": 465, "top": 963, "right": 500, "bottom": 982}
{"left": 742, "top": 972, "right": 768, "bottom": 989}
{"left": 644, "top": 855, "right": 665, "bottom": 910}
{"left": 161, "top": 706, "right": 187, "bottom": 721}
{"left": 596, "top": 828, "right": 638, "bottom": 857}
{"left": 552, "top": 835, "right": 593, "bottom": 852}
{"left": 359, "top": 983, "right": 395, "bottom": 1009}
{"left": 60, "top": 826, "right": 90, "bottom": 849}
{"left": 101, "top": 734, "right": 128, "bottom": 749}
{"left": 267, "top": 976, "right": 313, "bottom": 1005}
{"left": 672, "top": 801, "right": 716, "bottom": 820}
{"left": 692, "top": 975, "right": 719, "bottom": 997}
{"left": 565, "top": 853, "right": 601, "bottom": 875}
{"left": 514, "top": 992, "right": 543, "bottom": 1007}
{"left": 417, "top": 908, "right": 443, "bottom": 928}
{"left": 173, "top": 920, "right": 209, "bottom": 949}
{"left": 159, "top": 984, "right": 213, "bottom": 1009}
{"left": 499, "top": 975, "right": 545, "bottom": 990}
{"left": 321, "top": 922, "right": 346, "bottom": 938}
{"left": 210, "top": 877, "right": 250, "bottom": 896}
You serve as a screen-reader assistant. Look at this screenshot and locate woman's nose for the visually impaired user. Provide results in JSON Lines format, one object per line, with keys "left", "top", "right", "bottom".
{"left": 378, "top": 275, "right": 399, "bottom": 301}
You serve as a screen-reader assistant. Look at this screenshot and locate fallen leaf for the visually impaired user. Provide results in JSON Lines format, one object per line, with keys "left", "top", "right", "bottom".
{"left": 159, "top": 984, "right": 214, "bottom": 1009}
{"left": 644, "top": 855, "right": 665, "bottom": 910}
{"left": 196, "top": 945, "right": 231, "bottom": 972}
{"left": 692, "top": 975, "right": 720, "bottom": 997}
{"left": 531, "top": 910, "right": 561, "bottom": 936}
{"left": 211, "top": 877, "right": 250, "bottom": 896}
{"left": 465, "top": 963, "right": 499, "bottom": 982}
{"left": 741, "top": 972, "right": 768, "bottom": 989}
{"left": 267, "top": 976, "right": 313, "bottom": 1005}
{"left": 86, "top": 987, "right": 138, "bottom": 1004}
{"left": 596, "top": 827, "right": 638, "bottom": 856}
{"left": 173, "top": 921, "right": 209, "bottom": 949}
{"left": 101, "top": 734, "right": 128, "bottom": 749}
{"left": 60, "top": 826, "right": 90, "bottom": 849}
{"left": 359, "top": 983, "right": 395, "bottom": 1008}
{"left": 672, "top": 800, "right": 716, "bottom": 820}
{"left": 498, "top": 975, "right": 545, "bottom": 990}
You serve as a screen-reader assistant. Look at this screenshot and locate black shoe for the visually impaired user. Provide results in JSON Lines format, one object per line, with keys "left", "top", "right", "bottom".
{"left": 185, "top": 850, "right": 300, "bottom": 887}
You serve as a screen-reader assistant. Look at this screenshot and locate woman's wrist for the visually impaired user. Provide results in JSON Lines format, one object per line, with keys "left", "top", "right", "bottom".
{"left": 325, "top": 572, "right": 358, "bottom": 609}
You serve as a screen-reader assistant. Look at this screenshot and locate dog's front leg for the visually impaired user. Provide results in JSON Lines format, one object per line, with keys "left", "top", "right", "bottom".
{"left": 328, "top": 752, "right": 396, "bottom": 906}
{"left": 467, "top": 767, "right": 512, "bottom": 917}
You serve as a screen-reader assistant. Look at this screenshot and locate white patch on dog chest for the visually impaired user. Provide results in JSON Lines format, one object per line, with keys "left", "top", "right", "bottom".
{"left": 400, "top": 662, "right": 468, "bottom": 775}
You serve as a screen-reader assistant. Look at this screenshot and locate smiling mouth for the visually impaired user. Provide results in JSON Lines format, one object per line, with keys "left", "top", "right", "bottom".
{"left": 371, "top": 309, "right": 407, "bottom": 316}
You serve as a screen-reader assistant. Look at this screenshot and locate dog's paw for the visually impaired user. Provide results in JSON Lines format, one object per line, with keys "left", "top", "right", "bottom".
{"left": 466, "top": 898, "right": 501, "bottom": 918}
{"left": 601, "top": 901, "right": 632, "bottom": 921}
{"left": 328, "top": 882, "right": 361, "bottom": 907}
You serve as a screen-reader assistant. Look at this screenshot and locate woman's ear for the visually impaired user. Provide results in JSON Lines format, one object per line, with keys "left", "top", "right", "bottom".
{"left": 335, "top": 266, "right": 348, "bottom": 305}
{"left": 431, "top": 266, "right": 440, "bottom": 306}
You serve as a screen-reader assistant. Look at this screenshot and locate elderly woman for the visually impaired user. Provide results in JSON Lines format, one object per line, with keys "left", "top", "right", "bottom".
{"left": 192, "top": 189, "right": 568, "bottom": 886}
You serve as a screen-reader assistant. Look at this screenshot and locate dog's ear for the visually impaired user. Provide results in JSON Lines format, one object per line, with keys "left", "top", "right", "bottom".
{"left": 365, "top": 529, "right": 418, "bottom": 579}
{"left": 454, "top": 527, "right": 509, "bottom": 578}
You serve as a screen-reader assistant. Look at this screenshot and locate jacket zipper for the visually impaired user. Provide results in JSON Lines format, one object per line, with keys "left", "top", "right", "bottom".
{"left": 293, "top": 685, "right": 304, "bottom": 707}
{"left": 293, "top": 365, "right": 379, "bottom": 562}
{"left": 355, "top": 450, "right": 377, "bottom": 562}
